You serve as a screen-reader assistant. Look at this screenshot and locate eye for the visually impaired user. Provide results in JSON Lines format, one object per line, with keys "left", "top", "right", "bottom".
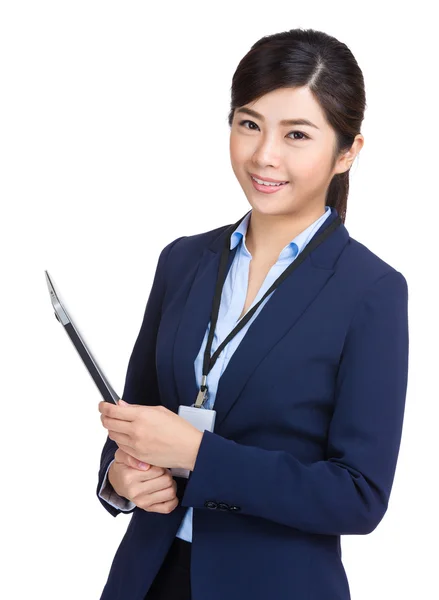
{"left": 239, "top": 119, "right": 259, "bottom": 131}
{"left": 238, "top": 119, "right": 309, "bottom": 141}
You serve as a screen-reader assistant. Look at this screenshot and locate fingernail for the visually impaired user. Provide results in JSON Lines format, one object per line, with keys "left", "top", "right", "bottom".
{"left": 138, "top": 462, "right": 149, "bottom": 469}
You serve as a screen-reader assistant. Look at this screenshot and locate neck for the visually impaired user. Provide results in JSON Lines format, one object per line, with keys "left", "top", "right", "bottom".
{"left": 245, "top": 205, "right": 327, "bottom": 260}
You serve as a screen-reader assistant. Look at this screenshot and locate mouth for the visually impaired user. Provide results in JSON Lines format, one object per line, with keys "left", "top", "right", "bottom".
{"left": 249, "top": 173, "right": 289, "bottom": 194}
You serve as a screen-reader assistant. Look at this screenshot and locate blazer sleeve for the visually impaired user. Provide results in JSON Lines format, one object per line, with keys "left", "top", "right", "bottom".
{"left": 181, "top": 269, "right": 410, "bottom": 536}
{"left": 98, "top": 459, "right": 136, "bottom": 512}
{"left": 96, "top": 235, "right": 187, "bottom": 517}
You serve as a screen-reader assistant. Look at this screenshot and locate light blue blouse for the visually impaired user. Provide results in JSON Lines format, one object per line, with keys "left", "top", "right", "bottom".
{"left": 99, "top": 206, "right": 332, "bottom": 540}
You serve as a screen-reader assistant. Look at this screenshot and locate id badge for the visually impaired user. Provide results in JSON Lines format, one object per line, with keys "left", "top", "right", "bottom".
{"left": 170, "top": 405, "right": 216, "bottom": 479}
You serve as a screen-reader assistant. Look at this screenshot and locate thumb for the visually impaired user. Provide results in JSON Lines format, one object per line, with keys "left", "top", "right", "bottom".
{"left": 118, "top": 399, "right": 129, "bottom": 406}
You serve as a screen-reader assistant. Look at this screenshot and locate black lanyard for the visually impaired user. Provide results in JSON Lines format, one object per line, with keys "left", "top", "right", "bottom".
{"left": 194, "top": 211, "right": 342, "bottom": 408}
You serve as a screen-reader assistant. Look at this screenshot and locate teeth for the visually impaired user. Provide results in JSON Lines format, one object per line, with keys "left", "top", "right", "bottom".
{"left": 251, "top": 176, "right": 287, "bottom": 186}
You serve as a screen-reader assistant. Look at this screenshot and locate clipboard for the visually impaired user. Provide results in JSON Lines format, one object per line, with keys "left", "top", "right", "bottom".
{"left": 45, "top": 270, "right": 119, "bottom": 404}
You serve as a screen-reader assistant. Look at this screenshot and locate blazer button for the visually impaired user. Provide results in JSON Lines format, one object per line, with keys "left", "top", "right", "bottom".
{"left": 218, "top": 503, "right": 229, "bottom": 511}
{"left": 205, "top": 501, "right": 217, "bottom": 509}
{"left": 229, "top": 506, "right": 241, "bottom": 512}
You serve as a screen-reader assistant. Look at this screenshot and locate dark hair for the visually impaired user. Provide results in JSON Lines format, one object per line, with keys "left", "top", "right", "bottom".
{"left": 227, "top": 28, "right": 366, "bottom": 224}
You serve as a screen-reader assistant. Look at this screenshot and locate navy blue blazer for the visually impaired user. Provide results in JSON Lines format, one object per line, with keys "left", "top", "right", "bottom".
{"left": 97, "top": 207, "right": 409, "bottom": 600}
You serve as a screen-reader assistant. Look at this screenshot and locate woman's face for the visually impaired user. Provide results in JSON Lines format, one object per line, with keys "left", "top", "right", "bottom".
{"left": 229, "top": 86, "right": 358, "bottom": 219}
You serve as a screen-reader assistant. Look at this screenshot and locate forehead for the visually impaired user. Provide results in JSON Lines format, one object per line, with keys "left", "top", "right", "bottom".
{"left": 239, "top": 86, "right": 328, "bottom": 129}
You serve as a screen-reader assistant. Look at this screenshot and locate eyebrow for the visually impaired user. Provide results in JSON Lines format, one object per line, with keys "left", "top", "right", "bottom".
{"left": 236, "top": 107, "right": 320, "bottom": 130}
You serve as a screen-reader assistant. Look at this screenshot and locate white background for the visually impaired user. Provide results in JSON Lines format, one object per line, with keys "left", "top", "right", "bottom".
{"left": 1, "top": 1, "right": 437, "bottom": 598}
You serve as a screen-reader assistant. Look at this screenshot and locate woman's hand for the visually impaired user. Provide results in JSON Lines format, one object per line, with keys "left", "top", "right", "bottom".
{"left": 99, "top": 399, "right": 203, "bottom": 470}
{"left": 108, "top": 447, "right": 179, "bottom": 514}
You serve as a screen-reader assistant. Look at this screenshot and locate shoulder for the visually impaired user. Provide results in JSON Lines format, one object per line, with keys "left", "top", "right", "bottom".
{"left": 158, "top": 222, "right": 230, "bottom": 268}
{"left": 162, "top": 225, "right": 230, "bottom": 257}
{"left": 337, "top": 235, "right": 409, "bottom": 330}
{"left": 341, "top": 233, "right": 408, "bottom": 292}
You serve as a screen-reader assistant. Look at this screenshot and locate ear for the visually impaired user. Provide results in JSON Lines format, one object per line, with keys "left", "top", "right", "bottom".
{"left": 334, "top": 134, "right": 365, "bottom": 175}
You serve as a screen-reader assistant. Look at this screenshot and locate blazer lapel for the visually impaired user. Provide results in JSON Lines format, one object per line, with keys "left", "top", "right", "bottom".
{"left": 171, "top": 208, "right": 349, "bottom": 431}
{"left": 171, "top": 243, "right": 238, "bottom": 412}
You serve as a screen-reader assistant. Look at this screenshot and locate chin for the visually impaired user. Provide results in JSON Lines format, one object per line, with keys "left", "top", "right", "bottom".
{"left": 244, "top": 193, "right": 294, "bottom": 216}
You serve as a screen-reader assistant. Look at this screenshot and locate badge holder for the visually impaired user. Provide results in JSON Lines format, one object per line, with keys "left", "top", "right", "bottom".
{"left": 171, "top": 377, "right": 216, "bottom": 479}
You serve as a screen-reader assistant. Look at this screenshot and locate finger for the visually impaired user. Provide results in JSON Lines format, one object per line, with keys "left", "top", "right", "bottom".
{"left": 114, "top": 447, "right": 126, "bottom": 464}
{"left": 98, "top": 401, "right": 137, "bottom": 422}
{"left": 146, "top": 497, "right": 179, "bottom": 514}
{"left": 114, "top": 446, "right": 135, "bottom": 465}
{"left": 108, "top": 431, "right": 133, "bottom": 448}
{"left": 101, "top": 414, "right": 133, "bottom": 435}
{"left": 114, "top": 448, "right": 151, "bottom": 471}
{"left": 115, "top": 444, "right": 164, "bottom": 476}
{"left": 136, "top": 480, "right": 176, "bottom": 505}
{"left": 140, "top": 466, "right": 166, "bottom": 480}
{"left": 116, "top": 444, "right": 157, "bottom": 470}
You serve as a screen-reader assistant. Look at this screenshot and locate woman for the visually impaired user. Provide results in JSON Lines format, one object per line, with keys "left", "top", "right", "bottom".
{"left": 96, "top": 28, "right": 409, "bottom": 600}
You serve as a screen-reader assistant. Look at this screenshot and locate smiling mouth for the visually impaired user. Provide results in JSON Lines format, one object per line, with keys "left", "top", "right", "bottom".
{"left": 250, "top": 175, "right": 289, "bottom": 188}
{"left": 249, "top": 174, "right": 290, "bottom": 195}
{"left": 250, "top": 174, "right": 289, "bottom": 186}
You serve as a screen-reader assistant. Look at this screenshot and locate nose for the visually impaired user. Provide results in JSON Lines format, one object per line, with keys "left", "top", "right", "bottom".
{"left": 251, "top": 135, "right": 282, "bottom": 168}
